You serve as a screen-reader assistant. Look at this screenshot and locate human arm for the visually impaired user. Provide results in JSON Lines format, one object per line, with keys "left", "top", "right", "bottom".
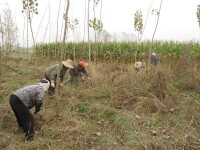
{"left": 34, "top": 89, "right": 45, "bottom": 114}
{"left": 80, "top": 68, "right": 91, "bottom": 80}
{"left": 34, "top": 101, "right": 42, "bottom": 114}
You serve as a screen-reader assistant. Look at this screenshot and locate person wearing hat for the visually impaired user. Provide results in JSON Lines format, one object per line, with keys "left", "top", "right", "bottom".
{"left": 150, "top": 53, "right": 158, "bottom": 67}
{"left": 44, "top": 59, "right": 74, "bottom": 95}
{"left": 64, "top": 60, "right": 90, "bottom": 86}
{"left": 134, "top": 61, "right": 145, "bottom": 74}
{"left": 9, "top": 79, "right": 50, "bottom": 141}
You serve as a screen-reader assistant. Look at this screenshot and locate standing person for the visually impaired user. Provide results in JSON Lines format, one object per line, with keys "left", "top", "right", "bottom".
{"left": 65, "top": 60, "right": 90, "bottom": 86}
{"left": 44, "top": 59, "right": 73, "bottom": 95}
{"left": 9, "top": 79, "right": 50, "bottom": 141}
{"left": 150, "top": 53, "right": 158, "bottom": 68}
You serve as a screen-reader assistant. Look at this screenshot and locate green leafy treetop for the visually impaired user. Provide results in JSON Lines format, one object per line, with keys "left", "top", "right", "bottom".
{"left": 134, "top": 9, "right": 143, "bottom": 35}
{"left": 22, "top": 0, "right": 39, "bottom": 20}
{"left": 196, "top": 5, "right": 200, "bottom": 28}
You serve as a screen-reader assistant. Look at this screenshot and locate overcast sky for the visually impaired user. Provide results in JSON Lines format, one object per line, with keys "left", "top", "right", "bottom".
{"left": 0, "top": 0, "right": 200, "bottom": 47}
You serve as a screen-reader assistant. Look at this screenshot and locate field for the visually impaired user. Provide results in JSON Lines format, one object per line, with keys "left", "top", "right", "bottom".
{"left": 0, "top": 50, "right": 200, "bottom": 150}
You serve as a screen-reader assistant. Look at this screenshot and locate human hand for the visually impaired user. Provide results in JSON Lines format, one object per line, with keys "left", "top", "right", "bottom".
{"left": 51, "top": 81, "right": 55, "bottom": 88}
{"left": 34, "top": 111, "right": 38, "bottom": 115}
{"left": 81, "top": 76, "right": 85, "bottom": 80}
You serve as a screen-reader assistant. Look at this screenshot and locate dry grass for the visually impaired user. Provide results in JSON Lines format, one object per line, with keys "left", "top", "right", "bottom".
{"left": 0, "top": 54, "right": 200, "bottom": 150}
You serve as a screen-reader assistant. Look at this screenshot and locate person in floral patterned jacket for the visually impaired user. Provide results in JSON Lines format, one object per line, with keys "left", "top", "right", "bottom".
{"left": 9, "top": 79, "right": 50, "bottom": 142}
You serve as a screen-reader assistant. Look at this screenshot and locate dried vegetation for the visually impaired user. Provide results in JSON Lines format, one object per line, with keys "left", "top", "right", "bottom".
{"left": 0, "top": 51, "right": 200, "bottom": 150}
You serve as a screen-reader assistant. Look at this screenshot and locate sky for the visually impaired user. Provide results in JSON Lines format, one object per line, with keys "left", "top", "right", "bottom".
{"left": 0, "top": 0, "right": 200, "bottom": 47}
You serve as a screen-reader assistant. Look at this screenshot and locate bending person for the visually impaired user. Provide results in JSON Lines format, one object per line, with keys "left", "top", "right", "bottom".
{"left": 45, "top": 59, "right": 73, "bottom": 95}
{"left": 9, "top": 79, "right": 50, "bottom": 141}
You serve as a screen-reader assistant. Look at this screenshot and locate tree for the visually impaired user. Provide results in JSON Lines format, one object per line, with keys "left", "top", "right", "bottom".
{"left": 0, "top": 7, "right": 18, "bottom": 83}
{"left": 147, "top": 0, "right": 163, "bottom": 74}
{"left": 0, "top": 16, "right": 3, "bottom": 84}
{"left": 134, "top": 9, "right": 143, "bottom": 40}
{"left": 134, "top": 9, "right": 143, "bottom": 62}
{"left": 89, "top": 0, "right": 103, "bottom": 63}
{"left": 68, "top": 18, "right": 79, "bottom": 61}
{"left": 196, "top": 4, "right": 200, "bottom": 27}
{"left": 22, "top": 0, "right": 39, "bottom": 48}
{"left": 149, "top": 0, "right": 163, "bottom": 57}
{"left": 99, "top": 29, "right": 111, "bottom": 42}
{"left": 89, "top": 17, "right": 103, "bottom": 41}
{"left": 87, "top": 0, "right": 91, "bottom": 64}
{"left": 55, "top": 0, "right": 70, "bottom": 115}
{"left": 2, "top": 8, "right": 18, "bottom": 52}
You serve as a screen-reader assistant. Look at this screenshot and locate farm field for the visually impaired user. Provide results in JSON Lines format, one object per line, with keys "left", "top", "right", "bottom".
{"left": 0, "top": 51, "right": 200, "bottom": 150}
{"left": 0, "top": 0, "right": 200, "bottom": 149}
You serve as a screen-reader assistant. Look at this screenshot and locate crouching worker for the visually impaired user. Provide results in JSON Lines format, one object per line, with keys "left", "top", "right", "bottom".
{"left": 64, "top": 60, "right": 90, "bottom": 86}
{"left": 44, "top": 59, "right": 74, "bottom": 95}
{"left": 9, "top": 79, "right": 50, "bottom": 142}
{"left": 134, "top": 61, "right": 145, "bottom": 74}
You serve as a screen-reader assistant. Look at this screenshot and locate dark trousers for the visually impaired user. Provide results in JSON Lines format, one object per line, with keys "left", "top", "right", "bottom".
{"left": 9, "top": 94, "right": 34, "bottom": 141}
{"left": 45, "top": 74, "right": 55, "bottom": 95}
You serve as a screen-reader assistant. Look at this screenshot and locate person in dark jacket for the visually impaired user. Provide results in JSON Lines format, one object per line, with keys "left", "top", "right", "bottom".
{"left": 65, "top": 60, "right": 90, "bottom": 86}
{"left": 44, "top": 59, "right": 73, "bottom": 95}
{"left": 9, "top": 79, "right": 50, "bottom": 141}
{"left": 150, "top": 53, "right": 158, "bottom": 67}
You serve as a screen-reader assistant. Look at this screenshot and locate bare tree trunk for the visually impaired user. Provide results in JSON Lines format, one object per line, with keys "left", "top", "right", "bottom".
{"left": 26, "top": 11, "right": 29, "bottom": 58}
{"left": 43, "top": 2, "right": 51, "bottom": 44}
{"left": 0, "top": 32, "right": 1, "bottom": 80}
{"left": 55, "top": 0, "right": 70, "bottom": 115}
{"left": 139, "top": 0, "right": 153, "bottom": 42}
{"left": 83, "top": 0, "right": 87, "bottom": 42}
{"left": 55, "top": 0, "right": 62, "bottom": 60}
{"left": 35, "top": 4, "right": 48, "bottom": 42}
{"left": 92, "top": 0, "right": 97, "bottom": 63}
{"left": 29, "top": 19, "right": 35, "bottom": 48}
{"left": 0, "top": 43, "right": 2, "bottom": 83}
{"left": 97, "top": 0, "right": 103, "bottom": 40}
{"left": 0, "top": 15, "right": 4, "bottom": 83}
{"left": 0, "top": 15, "right": 4, "bottom": 60}
{"left": 73, "top": 30, "right": 76, "bottom": 61}
{"left": 148, "top": 0, "right": 163, "bottom": 74}
{"left": 149, "top": 0, "right": 163, "bottom": 58}
{"left": 56, "top": 0, "right": 62, "bottom": 42}
{"left": 87, "top": 0, "right": 91, "bottom": 64}
{"left": 60, "top": 0, "right": 67, "bottom": 41}
{"left": 48, "top": 3, "right": 51, "bottom": 61}
{"left": 134, "top": 1, "right": 153, "bottom": 63}
{"left": 23, "top": 14, "right": 25, "bottom": 51}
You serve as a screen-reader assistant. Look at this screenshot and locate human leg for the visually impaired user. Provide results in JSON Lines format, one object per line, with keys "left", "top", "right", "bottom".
{"left": 9, "top": 94, "right": 22, "bottom": 129}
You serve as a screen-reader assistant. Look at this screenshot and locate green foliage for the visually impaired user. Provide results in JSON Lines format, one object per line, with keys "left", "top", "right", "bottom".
{"left": 190, "top": 92, "right": 200, "bottom": 101}
{"left": 196, "top": 5, "right": 200, "bottom": 28}
{"left": 35, "top": 41, "right": 200, "bottom": 63}
{"left": 68, "top": 18, "right": 79, "bottom": 31}
{"left": 89, "top": 17, "right": 103, "bottom": 32}
{"left": 22, "top": 0, "right": 38, "bottom": 15}
{"left": 134, "top": 9, "right": 143, "bottom": 35}
{"left": 78, "top": 103, "right": 90, "bottom": 113}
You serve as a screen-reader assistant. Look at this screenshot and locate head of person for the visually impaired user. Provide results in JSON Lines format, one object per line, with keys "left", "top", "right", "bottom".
{"left": 62, "top": 59, "right": 74, "bottom": 69}
{"left": 38, "top": 79, "right": 50, "bottom": 91}
{"left": 151, "top": 53, "right": 156, "bottom": 56}
{"left": 78, "top": 61, "right": 88, "bottom": 69}
{"left": 134, "top": 61, "right": 142, "bottom": 69}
